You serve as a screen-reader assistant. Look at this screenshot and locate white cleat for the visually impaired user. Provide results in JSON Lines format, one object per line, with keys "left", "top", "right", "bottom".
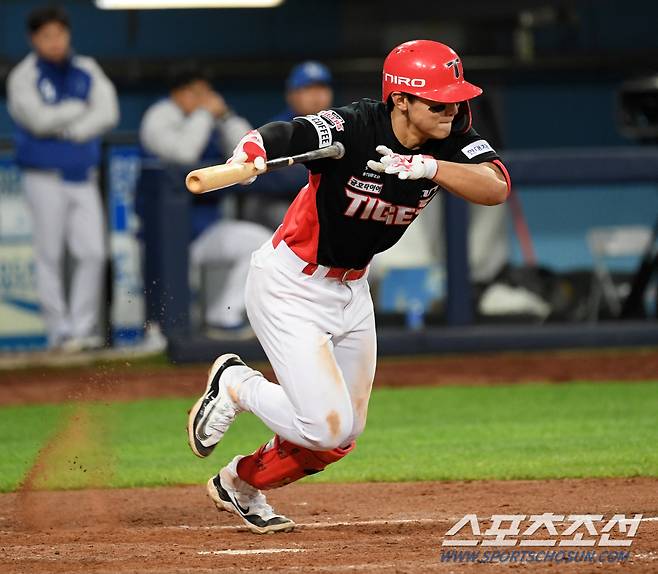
{"left": 207, "top": 456, "right": 296, "bottom": 534}
{"left": 187, "top": 353, "right": 244, "bottom": 458}
{"left": 60, "top": 335, "right": 105, "bottom": 353}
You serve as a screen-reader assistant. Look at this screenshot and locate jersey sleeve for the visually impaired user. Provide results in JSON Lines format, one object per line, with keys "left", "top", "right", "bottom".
{"left": 258, "top": 103, "right": 363, "bottom": 172}
{"left": 291, "top": 107, "right": 352, "bottom": 147}
{"left": 140, "top": 101, "right": 215, "bottom": 164}
{"left": 442, "top": 127, "right": 512, "bottom": 193}
{"left": 63, "top": 56, "right": 119, "bottom": 142}
{"left": 443, "top": 128, "right": 501, "bottom": 165}
{"left": 290, "top": 105, "right": 361, "bottom": 172}
{"left": 7, "top": 55, "right": 87, "bottom": 137}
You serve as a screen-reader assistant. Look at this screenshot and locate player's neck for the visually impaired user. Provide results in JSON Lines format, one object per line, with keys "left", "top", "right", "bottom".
{"left": 390, "top": 109, "right": 427, "bottom": 150}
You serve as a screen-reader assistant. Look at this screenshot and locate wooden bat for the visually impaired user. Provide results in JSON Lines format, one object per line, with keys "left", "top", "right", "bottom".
{"left": 185, "top": 142, "right": 345, "bottom": 194}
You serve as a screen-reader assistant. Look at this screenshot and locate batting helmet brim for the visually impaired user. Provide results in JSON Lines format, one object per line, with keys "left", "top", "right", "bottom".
{"left": 414, "top": 80, "right": 483, "bottom": 103}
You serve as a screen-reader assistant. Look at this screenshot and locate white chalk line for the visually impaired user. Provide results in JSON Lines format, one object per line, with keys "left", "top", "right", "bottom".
{"left": 172, "top": 515, "right": 658, "bottom": 532}
{"left": 198, "top": 548, "right": 305, "bottom": 556}
{"left": 173, "top": 517, "right": 442, "bottom": 532}
{"left": 2, "top": 516, "right": 653, "bottom": 537}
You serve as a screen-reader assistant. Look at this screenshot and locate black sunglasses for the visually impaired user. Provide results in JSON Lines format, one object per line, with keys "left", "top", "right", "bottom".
{"left": 428, "top": 102, "right": 461, "bottom": 113}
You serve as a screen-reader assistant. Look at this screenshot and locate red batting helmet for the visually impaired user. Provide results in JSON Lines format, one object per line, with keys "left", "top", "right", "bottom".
{"left": 382, "top": 40, "right": 482, "bottom": 104}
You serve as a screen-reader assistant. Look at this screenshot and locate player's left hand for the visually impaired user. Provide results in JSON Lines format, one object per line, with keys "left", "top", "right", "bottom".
{"left": 367, "top": 145, "right": 438, "bottom": 181}
{"left": 228, "top": 129, "right": 267, "bottom": 185}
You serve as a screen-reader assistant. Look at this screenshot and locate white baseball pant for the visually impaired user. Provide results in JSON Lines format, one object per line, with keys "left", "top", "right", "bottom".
{"left": 22, "top": 170, "right": 106, "bottom": 347}
{"left": 224, "top": 237, "right": 377, "bottom": 450}
{"left": 190, "top": 220, "right": 273, "bottom": 327}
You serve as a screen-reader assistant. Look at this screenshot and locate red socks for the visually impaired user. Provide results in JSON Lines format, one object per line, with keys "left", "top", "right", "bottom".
{"left": 236, "top": 435, "right": 355, "bottom": 490}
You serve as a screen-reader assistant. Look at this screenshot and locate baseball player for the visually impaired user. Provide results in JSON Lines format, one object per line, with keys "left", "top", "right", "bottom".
{"left": 6, "top": 5, "right": 119, "bottom": 351}
{"left": 188, "top": 40, "right": 511, "bottom": 533}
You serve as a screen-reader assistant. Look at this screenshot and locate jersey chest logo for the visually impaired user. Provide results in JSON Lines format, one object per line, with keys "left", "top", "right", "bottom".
{"left": 38, "top": 78, "right": 57, "bottom": 103}
{"left": 342, "top": 183, "right": 438, "bottom": 226}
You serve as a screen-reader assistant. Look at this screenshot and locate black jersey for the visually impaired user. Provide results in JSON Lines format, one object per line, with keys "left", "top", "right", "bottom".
{"left": 273, "top": 98, "right": 508, "bottom": 270}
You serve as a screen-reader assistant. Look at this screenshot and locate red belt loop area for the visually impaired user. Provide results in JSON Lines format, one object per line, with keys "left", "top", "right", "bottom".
{"left": 301, "top": 264, "right": 366, "bottom": 281}
{"left": 272, "top": 228, "right": 366, "bottom": 282}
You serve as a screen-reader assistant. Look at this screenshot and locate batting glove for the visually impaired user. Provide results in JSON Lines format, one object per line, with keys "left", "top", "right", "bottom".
{"left": 367, "top": 145, "right": 438, "bottom": 181}
{"left": 228, "top": 129, "right": 267, "bottom": 184}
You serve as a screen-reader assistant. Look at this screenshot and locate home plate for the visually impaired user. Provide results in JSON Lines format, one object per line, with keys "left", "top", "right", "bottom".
{"left": 198, "top": 548, "right": 306, "bottom": 556}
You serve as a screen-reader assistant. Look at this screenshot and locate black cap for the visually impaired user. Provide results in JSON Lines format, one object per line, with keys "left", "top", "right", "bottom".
{"left": 167, "top": 63, "right": 209, "bottom": 92}
{"left": 27, "top": 5, "right": 70, "bottom": 34}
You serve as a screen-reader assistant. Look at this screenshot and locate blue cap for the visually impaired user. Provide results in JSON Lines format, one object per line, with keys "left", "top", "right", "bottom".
{"left": 286, "top": 61, "right": 332, "bottom": 91}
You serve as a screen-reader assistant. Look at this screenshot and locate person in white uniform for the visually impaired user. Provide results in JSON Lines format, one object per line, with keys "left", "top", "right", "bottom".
{"left": 139, "top": 68, "right": 271, "bottom": 333}
{"left": 6, "top": 5, "right": 119, "bottom": 351}
{"left": 187, "top": 40, "right": 511, "bottom": 534}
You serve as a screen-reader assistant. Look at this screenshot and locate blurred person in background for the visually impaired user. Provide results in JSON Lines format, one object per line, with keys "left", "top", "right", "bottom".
{"left": 139, "top": 67, "right": 271, "bottom": 336}
{"left": 6, "top": 4, "right": 119, "bottom": 352}
{"left": 243, "top": 61, "right": 334, "bottom": 230}
{"left": 272, "top": 60, "right": 334, "bottom": 122}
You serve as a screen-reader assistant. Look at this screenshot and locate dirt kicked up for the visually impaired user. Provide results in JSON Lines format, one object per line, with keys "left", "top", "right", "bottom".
{"left": 1, "top": 348, "right": 657, "bottom": 572}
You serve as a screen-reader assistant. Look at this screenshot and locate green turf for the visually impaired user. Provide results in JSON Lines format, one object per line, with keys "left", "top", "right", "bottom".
{"left": 1, "top": 381, "right": 657, "bottom": 492}
{"left": 0, "top": 403, "right": 71, "bottom": 491}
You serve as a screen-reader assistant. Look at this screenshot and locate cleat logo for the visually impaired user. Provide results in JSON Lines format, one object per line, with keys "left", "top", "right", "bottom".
{"left": 230, "top": 494, "right": 250, "bottom": 515}
{"left": 195, "top": 410, "right": 214, "bottom": 441}
{"left": 196, "top": 426, "right": 212, "bottom": 441}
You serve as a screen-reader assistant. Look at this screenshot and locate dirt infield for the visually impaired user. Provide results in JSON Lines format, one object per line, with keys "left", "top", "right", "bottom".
{"left": 2, "top": 347, "right": 658, "bottom": 406}
{"left": 2, "top": 479, "right": 657, "bottom": 573}
{"left": 1, "top": 347, "right": 657, "bottom": 572}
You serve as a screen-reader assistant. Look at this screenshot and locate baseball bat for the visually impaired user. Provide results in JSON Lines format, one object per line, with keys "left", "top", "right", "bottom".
{"left": 186, "top": 142, "right": 345, "bottom": 194}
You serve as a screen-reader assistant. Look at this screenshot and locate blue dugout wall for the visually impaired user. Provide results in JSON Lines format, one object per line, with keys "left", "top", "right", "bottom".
{"left": 2, "top": 0, "right": 658, "bottom": 144}
{"left": 1, "top": 0, "right": 658, "bottom": 356}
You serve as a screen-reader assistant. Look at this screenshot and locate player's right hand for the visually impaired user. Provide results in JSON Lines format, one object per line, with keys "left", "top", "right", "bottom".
{"left": 228, "top": 129, "right": 267, "bottom": 185}
{"left": 367, "top": 145, "right": 438, "bottom": 181}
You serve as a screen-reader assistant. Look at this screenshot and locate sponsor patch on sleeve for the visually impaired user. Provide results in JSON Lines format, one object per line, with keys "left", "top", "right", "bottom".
{"left": 461, "top": 139, "right": 494, "bottom": 159}
{"left": 318, "top": 109, "right": 345, "bottom": 131}
{"left": 297, "top": 114, "right": 333, "bottom": 148}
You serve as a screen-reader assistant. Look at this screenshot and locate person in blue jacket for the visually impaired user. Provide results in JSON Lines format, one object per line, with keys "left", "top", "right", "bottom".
{"left": 6, "top": 5, "right": 119, "bottom": 351}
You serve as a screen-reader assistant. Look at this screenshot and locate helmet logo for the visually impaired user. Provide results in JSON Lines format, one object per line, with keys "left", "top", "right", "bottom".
{"left": 445, "top": 58, "right": 461, "bottom": 79}
{"left": 384, "top": 73, "right": 426, "bottom": 88}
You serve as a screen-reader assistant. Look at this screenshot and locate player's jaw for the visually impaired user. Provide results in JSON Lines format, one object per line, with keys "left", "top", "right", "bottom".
{"left": 408, "top": 97, "right": 460, "bottom": 140}
{"left": 390, "top": 92, "right": 461, "bottom": 148}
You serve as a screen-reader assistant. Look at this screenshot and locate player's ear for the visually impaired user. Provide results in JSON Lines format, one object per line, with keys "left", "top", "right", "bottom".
{"left": 390, "top": 92, "right": 408, "bottom": 112}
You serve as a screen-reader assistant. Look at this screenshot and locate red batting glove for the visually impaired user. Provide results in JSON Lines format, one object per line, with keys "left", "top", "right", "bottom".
{"left": 228, "top": 129, "right": 267, "bottom": 184}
